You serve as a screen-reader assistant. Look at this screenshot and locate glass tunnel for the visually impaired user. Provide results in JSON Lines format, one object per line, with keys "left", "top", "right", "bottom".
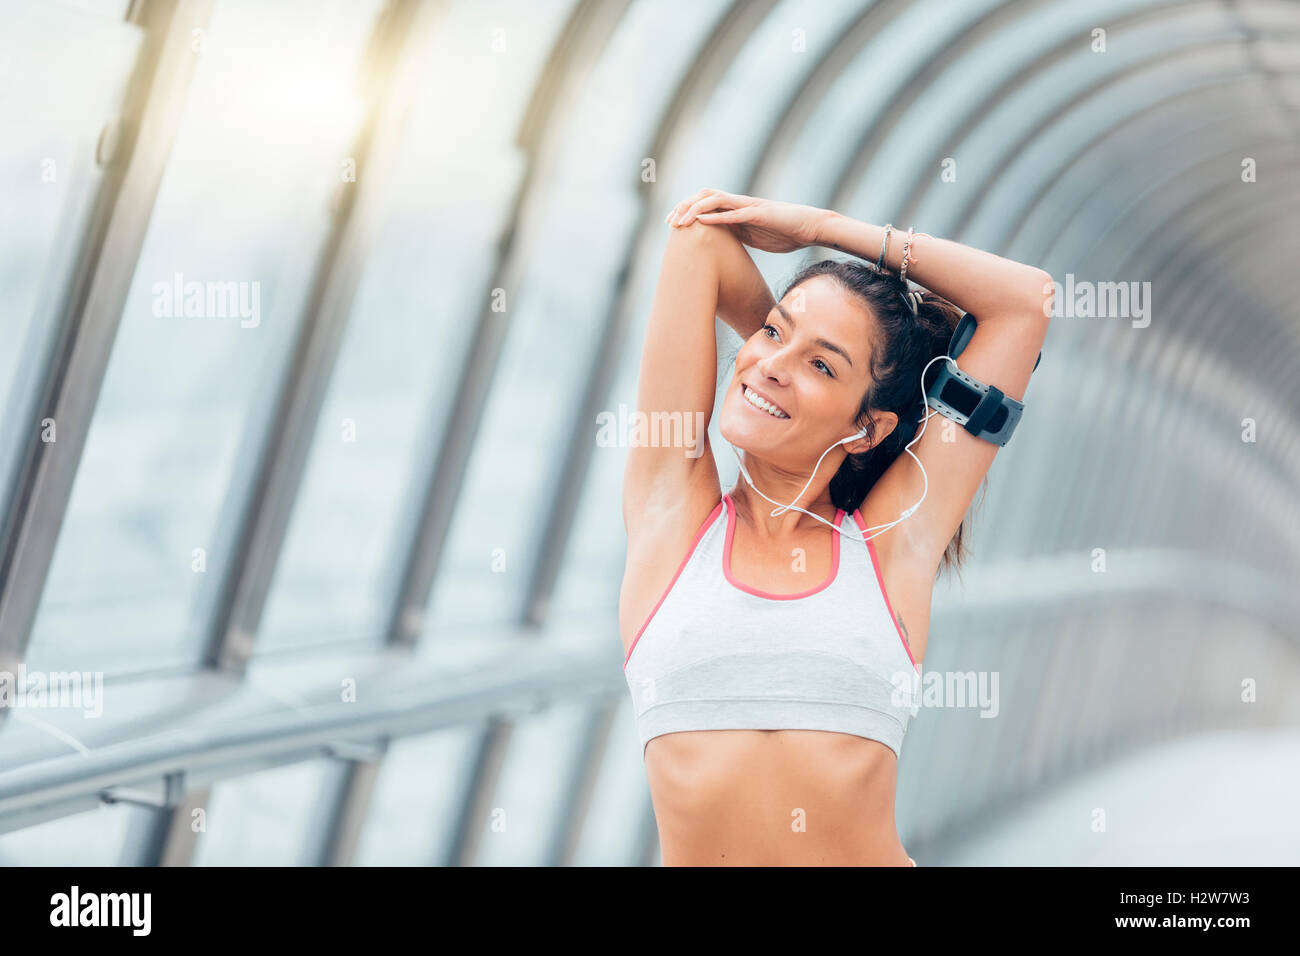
{"left": 1, "top": 0, "right": 1298, "bottom": 867}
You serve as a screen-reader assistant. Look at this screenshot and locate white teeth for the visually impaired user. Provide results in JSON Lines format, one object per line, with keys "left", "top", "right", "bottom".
{"left": 743, "top": 386, "right": 788, "bottom": 419}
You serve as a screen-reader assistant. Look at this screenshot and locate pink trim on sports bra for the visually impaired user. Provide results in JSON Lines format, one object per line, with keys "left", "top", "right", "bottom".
{"left": 721, "top": 493, "right": 843, "bottom": 601}
{"left": 852, "top": 509, "right": 922, "bottom": 675}
{"left": 622, "top": 499, "right": 725, "bottom": 669}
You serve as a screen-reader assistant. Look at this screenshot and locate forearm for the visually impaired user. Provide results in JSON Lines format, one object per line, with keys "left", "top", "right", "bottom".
{"left": 815, "top": 211, "right": 1052, "bottom": 321}
{"left": 696, "top": 221, "right": 777, "bottom": 340}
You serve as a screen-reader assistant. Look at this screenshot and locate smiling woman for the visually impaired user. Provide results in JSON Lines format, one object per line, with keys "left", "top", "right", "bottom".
{"left": 619, "top": 187, "right": 1051, "bottom": 866}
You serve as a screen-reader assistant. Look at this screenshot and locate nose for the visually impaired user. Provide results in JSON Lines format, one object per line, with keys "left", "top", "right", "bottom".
{"left": 755, "top": 346, "right": 793, "bottom": 386}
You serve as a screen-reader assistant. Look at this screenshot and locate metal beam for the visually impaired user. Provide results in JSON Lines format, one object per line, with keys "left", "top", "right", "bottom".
{"left": 746, "top": 0, "right": 919, "bottom": 198}
{"left": 972, "top": 53, "right": 1300, "bottom": 253}
{"left": 361, "top": 0, "right": 631, "bottom": 872}
{"left": 825, "top": 0, "right": 1076, "bottom": 213}
{"left": 1010, "top": 85, "right": 1290, "bottom": 262}
{"left": 996, "top": 143, "right": 1300, "bottom": 554}
{"left": 1007, "top": 151, "right": 1300, "bottom": 553}
{"left": 0, "top": 640, "right": 618, "bottom": 832}
{"left": 314, "top": 744, "right": 388, "bottom": 866}
{"left": 0, "top": 0, "right": 213, "bottom": 686}
{"left": 143, "top": 0, "right": 449, "bottom": 872}
{"left": 442, "top": 718, "right": 514, "bottom": 866}
{"left": 948, "top": 39, "right": 1300, "bottom": 245}
{"left": 0, "top": 548, "right": 1292, "bottom": 838}
{"left": 874, "top": 1, "right": 1283, "bottom": 225}
{"left": 125, "top": 785, "right": 209, "bottom": 867}
{"left": 200, "top": 0, "right": 445, "bottom": 672}
{"left": 1039, "top": 167, "right": 1300, "bottom": 555}
{"left": 382, "top": 0, "right": 632, "bottom": 645}
{"left": 545, "top": 695, "right": 619, "bottom": 866}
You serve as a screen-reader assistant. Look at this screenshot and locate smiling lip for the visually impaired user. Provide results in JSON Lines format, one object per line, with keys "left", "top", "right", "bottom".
{"left": 742, "top": 383, "right": 790, "bottom": 419}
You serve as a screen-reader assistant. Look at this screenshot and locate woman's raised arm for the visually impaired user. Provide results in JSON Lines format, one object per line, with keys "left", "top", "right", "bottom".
{"left": 622, "top": 218, "right": 775, "bottom": 541}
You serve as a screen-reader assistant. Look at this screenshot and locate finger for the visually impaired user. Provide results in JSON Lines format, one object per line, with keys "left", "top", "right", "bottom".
{"left": 695, "top": 206, "right": 753, "bottom": 224}
{"left": 682, "top": 190, "right": 755, "bottom": 226}
{"left": 666, "top": 188, "right": 715, "bottom": 225}
{"left": 673, "top": 187, "right": 736, "bottom": 226}
{"left": 678, "top": 191, "right": 737, "bottom": 226}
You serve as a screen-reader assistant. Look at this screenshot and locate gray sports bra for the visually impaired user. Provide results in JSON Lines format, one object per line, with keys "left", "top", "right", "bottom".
{"left": 623, "top": 493, "right": 921, "bottom": 759}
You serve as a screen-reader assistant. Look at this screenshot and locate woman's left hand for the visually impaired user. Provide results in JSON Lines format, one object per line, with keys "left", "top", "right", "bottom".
{"left": 665, "top": 188, "right": 830, "bottom": 254}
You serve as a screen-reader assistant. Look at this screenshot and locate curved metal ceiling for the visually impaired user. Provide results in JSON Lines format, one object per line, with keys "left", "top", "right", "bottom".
{"left": 0, "top": 0, "right": 1296, "bottom": 867}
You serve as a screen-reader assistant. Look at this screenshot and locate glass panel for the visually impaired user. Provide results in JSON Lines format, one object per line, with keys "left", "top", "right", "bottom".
{"left": 0, "top": 802, "right": 145, "bottom": 865}
{"left": 840, "top": 2, "right": 1072, "bottom": 222}
{"left": 955, "top": 17, "right": 1245, "bottom": 249}
{"left": 353, "top": 722, "right": 483, "bottom": 866}
{"left": 763, "top": 0, "right": 1003, "bottom": 208}
{"left": 192, "top": 757, "right": 344, "bottom": 866}
{"left": 56, "top": 0, "right": 133, "bottom": 18}
{"left": 0, "top": 5, "right": 141, "bottom": 514}
{"left": 691, "top": 0, "right": 873, "bottom": 188}
{"left": 548, "top": 422, "right": 629, "bottom": 628}
{"left": 571, "top": 698, "right": 649, "bottom": 866}
{"left": 472, "top": 699, "right": 591, "bottom": 866}
{"left": 256, "top": 0, "right": 574, "bottom": 653}
{"left": 25, "top": 0, "right": 386, "bottom": 676}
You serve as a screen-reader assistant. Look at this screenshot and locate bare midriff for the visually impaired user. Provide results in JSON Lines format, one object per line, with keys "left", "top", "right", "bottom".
{"left": 643, "top": 727, "right": 911, "bottom": 866}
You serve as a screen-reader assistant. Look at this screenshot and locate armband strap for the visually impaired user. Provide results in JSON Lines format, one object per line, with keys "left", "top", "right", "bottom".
{"left": 892, "top": 312, "right": 1039, "bottom": 449}
{"left": 926, "top": 364, "right": 1024, "bottom": 446}
{"left": 963, "top": 384, "right": 1005, "bottom": 437}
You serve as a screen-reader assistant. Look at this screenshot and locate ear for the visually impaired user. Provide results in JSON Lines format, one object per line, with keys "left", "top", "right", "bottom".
{"left": 845, "top": 411, "right": 898, "bottom": 455}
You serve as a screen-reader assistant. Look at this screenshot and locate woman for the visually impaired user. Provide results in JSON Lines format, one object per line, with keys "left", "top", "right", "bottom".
{"left": 619, "top": 188, "right": 1053, "bottom": 866}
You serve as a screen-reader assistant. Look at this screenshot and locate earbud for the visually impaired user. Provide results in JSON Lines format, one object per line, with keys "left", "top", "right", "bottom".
{"left": 730, "top": 351, "right": 957, "bottom": 543}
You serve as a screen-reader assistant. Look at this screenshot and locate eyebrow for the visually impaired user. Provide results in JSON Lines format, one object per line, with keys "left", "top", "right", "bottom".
{"left": 772, "top": 303, "right": 855, "bottom": 369}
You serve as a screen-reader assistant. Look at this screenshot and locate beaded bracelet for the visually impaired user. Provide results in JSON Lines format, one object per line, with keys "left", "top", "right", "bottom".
{"left": 899, "top": 225, "right": 934, "bottom": 283}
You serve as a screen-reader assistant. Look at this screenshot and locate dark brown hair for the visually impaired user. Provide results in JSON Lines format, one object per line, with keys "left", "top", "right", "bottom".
{"left": 776, "top": 258, "right": 980, "bottom": 578}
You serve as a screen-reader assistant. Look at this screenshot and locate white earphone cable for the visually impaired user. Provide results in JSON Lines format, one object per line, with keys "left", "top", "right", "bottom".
{"left": 731, "top": 352, "right": 956, "bottom": 543}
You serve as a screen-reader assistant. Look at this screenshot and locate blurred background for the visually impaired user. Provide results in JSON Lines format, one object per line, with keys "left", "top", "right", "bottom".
{"left": 1, "top": 0, "right": 1298, "bottom": 866}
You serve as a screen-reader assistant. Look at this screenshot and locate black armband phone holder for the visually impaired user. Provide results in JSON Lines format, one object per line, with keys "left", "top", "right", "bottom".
{"left": 895, "top": 312, "right": 1040, "bottom": 448}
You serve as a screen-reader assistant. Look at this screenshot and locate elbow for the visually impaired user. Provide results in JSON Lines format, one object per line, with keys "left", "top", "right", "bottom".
{"left": 1032, "top": 269, "right": 1057, "bottom": 321}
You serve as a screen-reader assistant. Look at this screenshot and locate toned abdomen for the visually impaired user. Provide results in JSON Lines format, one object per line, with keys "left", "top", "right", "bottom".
{"left": 643, "top": 729, "right": 910, "bottom": 866}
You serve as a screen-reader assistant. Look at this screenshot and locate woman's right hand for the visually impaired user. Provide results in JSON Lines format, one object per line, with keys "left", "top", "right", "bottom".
{"left": 665, "top": 188, "right": 831, "bottom": 254}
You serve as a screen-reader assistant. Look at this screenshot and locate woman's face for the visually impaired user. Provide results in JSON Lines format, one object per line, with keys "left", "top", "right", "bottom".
{"left": 718, "top": 275, "right": 880, "bottom": 469}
